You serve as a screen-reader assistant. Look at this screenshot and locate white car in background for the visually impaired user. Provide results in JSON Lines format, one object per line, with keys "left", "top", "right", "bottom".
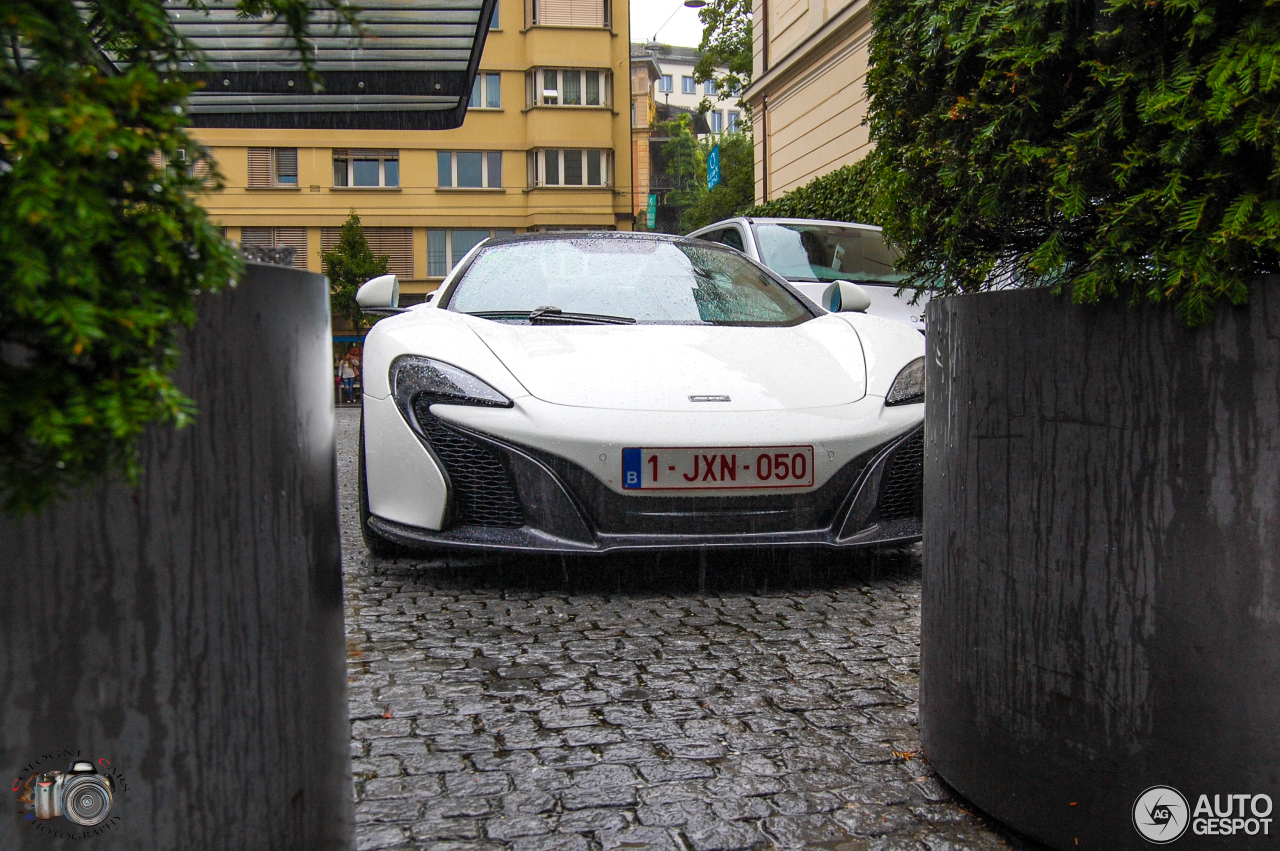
{"left": 688, "top": 218, "right": 929, "bottom": 333}
{"left": 355, "top": 232, "right": 925, "bottom": 556}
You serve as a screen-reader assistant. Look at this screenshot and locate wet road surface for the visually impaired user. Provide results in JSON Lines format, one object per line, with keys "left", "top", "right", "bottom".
{"left": 338, "top": 407, "right": 1035, "bottom": 851}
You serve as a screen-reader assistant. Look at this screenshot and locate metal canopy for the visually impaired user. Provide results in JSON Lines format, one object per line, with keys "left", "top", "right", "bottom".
{"left": 168, "top": 0, "right": 497, "bottom": 130}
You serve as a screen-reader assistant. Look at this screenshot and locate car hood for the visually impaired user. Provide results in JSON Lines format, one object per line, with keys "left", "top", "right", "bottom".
{"left": 462, "top": 315, "right": 867, "bottom": 411}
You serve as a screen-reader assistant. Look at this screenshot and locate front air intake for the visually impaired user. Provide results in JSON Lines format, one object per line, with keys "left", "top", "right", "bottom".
{"left": 878, "top": 430, "right": 924, "bottom": 520}
{"left": 412, "top": 404, "right": 525, "bottom": 528}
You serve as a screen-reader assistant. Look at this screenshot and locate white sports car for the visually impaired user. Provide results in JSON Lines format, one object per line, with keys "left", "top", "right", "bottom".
{"left": 356, "top": 232, "right": 924, "bottom": 556}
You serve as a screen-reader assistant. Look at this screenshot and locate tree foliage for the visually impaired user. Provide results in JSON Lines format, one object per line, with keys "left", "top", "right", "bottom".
{"left": 866, "top": 0, "right": 1280, "bottom": 323}
{"left": 693, "top": 0, "right": 752, "bottom": 115}
{"left": 745, "top": 157, "right": 881, "bottom": 224}
{"left": 0, "top": 0, "right": 351, "bottom": 513}
{"left": 323, "top": 210, "right": 390, "bottom": 330}
{"left": 655, "top": 116, "right": 755, "bottom": 234}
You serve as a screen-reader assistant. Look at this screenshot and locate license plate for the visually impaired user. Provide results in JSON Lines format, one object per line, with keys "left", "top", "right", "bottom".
{"left": 622, "top": 446, "right": 815, "bottom": 490}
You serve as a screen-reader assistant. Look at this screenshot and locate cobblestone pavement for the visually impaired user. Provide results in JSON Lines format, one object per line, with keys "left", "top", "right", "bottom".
{"left": 338, "top": 408, "right": 1036, "bottom": 851}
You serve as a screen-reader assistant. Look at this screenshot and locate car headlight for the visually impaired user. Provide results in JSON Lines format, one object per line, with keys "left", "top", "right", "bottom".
{"left": 390, "top": 356, "right": 512, "bottom": 418}
{"left": 885, "top": 357, "right": 925, "bottom": 406}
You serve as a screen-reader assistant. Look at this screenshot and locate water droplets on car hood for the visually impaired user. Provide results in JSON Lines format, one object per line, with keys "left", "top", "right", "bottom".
{"left": 462, "top": 316, "right": 867, "bottom": 411}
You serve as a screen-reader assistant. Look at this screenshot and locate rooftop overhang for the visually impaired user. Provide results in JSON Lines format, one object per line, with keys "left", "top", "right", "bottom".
{"left": 167, "top": 0, "right": 497, "bottom": 130}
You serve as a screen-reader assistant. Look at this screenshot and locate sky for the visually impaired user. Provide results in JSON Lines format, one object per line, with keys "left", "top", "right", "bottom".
{"left": 630, "top": 0, "right": 705, "bottom": 48}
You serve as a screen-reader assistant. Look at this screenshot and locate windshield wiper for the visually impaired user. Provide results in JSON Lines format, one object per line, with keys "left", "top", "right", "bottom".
{"left": 527, "top": 306, "right": 636, "bottom": 325}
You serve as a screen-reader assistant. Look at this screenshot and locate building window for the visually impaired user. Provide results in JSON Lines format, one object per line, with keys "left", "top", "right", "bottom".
{"left": 704, "top": 79, "right": 716, "bottom": 96}
{"left": 710, "top": 111, "right": 723, "bottom": 134}
{"left": 491, "top": 2, "right": 500, "bottom": 28}
{"left": 469, "top": 72, "right": 502, "bottom": 109}
{"left": 658, "top": 74, "right": 672, "bottom": 93}
{"left": 321, "top": 227, "right": 413, "bottom": 278}
{"left": 247, "top": 148, "right": 298, "bottom": 187}
{"left": 332, "top": 150, "right": 399, "bottom": 187}
{"left": 681, "top": 76, "right": 695, "bottom": 95}
{"left": 530, "top": 69, "right": 609, "bottom": 107}
{"left": 727, "top": 110, "right": 740, "bottom": 132}
{"left": 427, "top": 228, "right": 517, "bottom": 277}
{"left": 239, "top": 227, "right": 308, "bottom": 268}
{"left": 529, "top": 149, "right": 609, "bottom": 187}
{"left": 438, "top": 151, "right": 503, "bottom": 188}
{"left": 526, "top": 0, "right": 607, "bottom": 27}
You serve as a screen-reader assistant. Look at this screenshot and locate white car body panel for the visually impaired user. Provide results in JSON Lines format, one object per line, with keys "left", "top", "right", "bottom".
{"left": 460, "top": 315, "right": 867, "bottom": 411}
{"left": 363, "top": 393, "right": 449, "bottom": 529}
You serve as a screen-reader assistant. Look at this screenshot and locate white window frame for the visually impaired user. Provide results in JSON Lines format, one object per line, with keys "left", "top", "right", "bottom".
{"left": 332, "top": 151, "right": 398, "bottom": 188}
{"left": 710, "top": 110, "right": 724, "bottom": 134}
{"left": 681, "top": 76, "right": 695, "bottom": 95}
{"left": 658, "top": 74, "right": 672, "bottom": 93}
{"left": 426, "top": 227, "right": 517, "bottom": 277}
{"left": 530, "top": 68, "right": 609, "bottom": 107}
{"left": 704, "top": 79, "right": 715, "bottom": 96}
{"left": 528, "top": 149, "right": 610, "bottom": 187}
{"left": 469, "top": 72, "right": 502, "bottom": 109}
{"left": 437, "top": 151, "right": 504, "bottom": 189}
{"left": 727, "top": 110, "right": 740, "bottom": 132}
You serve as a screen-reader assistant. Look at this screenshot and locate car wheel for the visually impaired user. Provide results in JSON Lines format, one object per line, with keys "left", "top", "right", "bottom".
{"left": 358, "top": 410, "right": 411, "bottom": 558}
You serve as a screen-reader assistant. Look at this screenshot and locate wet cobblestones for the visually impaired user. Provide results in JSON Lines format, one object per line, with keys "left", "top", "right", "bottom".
{"left": 337, "top": 408, "right": 1032, "bottom": 851}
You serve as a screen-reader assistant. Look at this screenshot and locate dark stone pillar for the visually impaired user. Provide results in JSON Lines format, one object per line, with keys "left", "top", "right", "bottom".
{"left": 921, "top": 281, "right": 1280, "bottom": 849}
{"left": 0, "top": 264, "right": 352, "bottom": 849}
{"left": 921, "top": 281, "right": 1280, "bottom": 844}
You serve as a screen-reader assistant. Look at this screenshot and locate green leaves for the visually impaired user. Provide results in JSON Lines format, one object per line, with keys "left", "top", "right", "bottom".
{"left": 323, "top": 210, "right": 390, "bottom": 331}
{"left": 858, "top": 0, "right": 1280, "bottom": 324}
{"left": 0, "top": 0, "right": 354, "bottom": 513}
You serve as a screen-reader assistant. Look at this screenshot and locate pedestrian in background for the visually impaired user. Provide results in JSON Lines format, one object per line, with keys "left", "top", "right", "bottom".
{"left": 339, "top": 351, "right": 358, "bottom": 403}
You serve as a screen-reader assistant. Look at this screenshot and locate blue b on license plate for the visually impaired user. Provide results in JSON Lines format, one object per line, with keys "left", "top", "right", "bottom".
{"left": 622, "top": 446, "right": 815, "bottom": 490}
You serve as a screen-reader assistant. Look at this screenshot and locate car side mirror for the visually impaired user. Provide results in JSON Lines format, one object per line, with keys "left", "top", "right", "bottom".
{"left": 356, "top": 274, "right": 404, "bottom": 314}
{"left": 822, "top": 280, "right": 872, "bottom": 313}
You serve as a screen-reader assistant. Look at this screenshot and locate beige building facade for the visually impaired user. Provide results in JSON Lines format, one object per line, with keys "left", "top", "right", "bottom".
{"left": 743, "top": 0, "right": 872, "bottom": 203}
{"left": 195, "top": 0, "right": 633, "bottom": 305}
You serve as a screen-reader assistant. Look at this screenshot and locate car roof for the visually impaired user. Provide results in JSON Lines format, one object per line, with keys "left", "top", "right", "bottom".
{"left": 691, "top": 217, "right": 884, "bottom": 234}
{"left": 482, "top": 230, "right": 708, "bottom": 247}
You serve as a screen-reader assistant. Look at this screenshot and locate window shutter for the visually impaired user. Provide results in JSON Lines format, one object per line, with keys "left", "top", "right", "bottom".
{"left": 321, "top": 227, "right": 413, "bottom": 278}
{"left": 247, "top": 148, "right": 272, "bottom": 187}
{"left": 526, "top": 0, "right": 535, "bottom": 26}
{"left": 534, "top": 0, "right": 602, "bottom": 26}
{"left": 239, "top": 227, "right": 273, "bottom": 248}
{"left": 272, "top": 228, "right": 309, "bottom": 269}
{"left": 365, "top": 228, "right": 414, "bottom": 278}
{"left": 275, "top": 148, "right": 298, "bottom": 181}
{"left": 147, "top": 151, "right": 164, "bottom": 172}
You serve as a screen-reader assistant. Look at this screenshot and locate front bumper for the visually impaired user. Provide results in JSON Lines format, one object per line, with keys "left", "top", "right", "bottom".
{"left": 367, "top": 406, "right": 923, "bottom": 554}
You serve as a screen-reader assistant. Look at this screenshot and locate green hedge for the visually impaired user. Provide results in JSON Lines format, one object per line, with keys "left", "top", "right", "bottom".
{"left": 745, "top": 158, "right": 880, "bottom": 225}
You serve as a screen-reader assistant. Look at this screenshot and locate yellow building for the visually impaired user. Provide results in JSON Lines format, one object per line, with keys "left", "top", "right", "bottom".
{"left": 745, "top": 0, "right": 872, "bottom": 202}
{"left": 195, "top": 0, "right": 634, "bottom": 306}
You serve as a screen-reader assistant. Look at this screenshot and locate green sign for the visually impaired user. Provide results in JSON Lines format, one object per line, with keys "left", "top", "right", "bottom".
{"left": 646, "top": 194, "right": 657, "bottom": 228}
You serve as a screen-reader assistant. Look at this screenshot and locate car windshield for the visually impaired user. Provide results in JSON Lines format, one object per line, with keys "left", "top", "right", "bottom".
{"left": 447, "top": 237, "right": 812, "bottom": 326}
{"left": 755, "top": 223, "right": 906, "bottom": 285}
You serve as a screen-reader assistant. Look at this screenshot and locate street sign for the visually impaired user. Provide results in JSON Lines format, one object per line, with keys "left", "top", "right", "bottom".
{"left": 647, "top": 194, "right": 657, "bottom": 228}
{"left": 707, "top": 144, "right": 721, "bottom": 190}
